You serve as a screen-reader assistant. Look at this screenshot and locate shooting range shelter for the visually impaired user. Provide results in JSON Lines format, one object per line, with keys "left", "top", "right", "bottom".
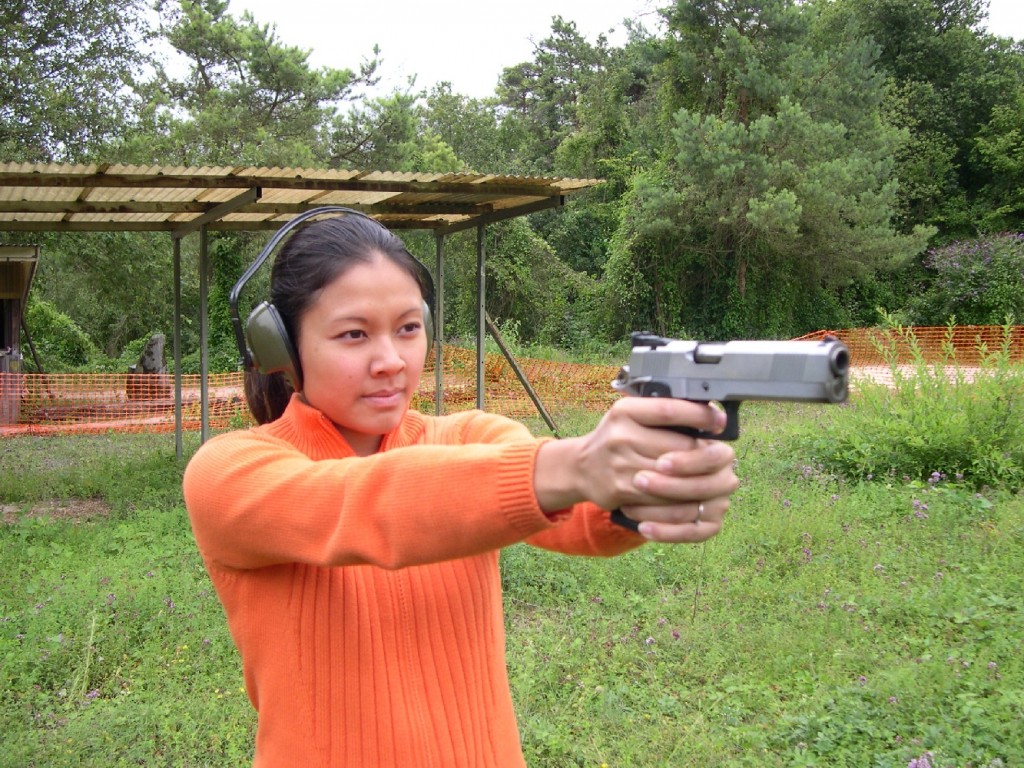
{"left": 0, "top": 245, "right": 39, "bottom": 423}
{"left": 0, "top": 162, "right": 601, "bottom": 453}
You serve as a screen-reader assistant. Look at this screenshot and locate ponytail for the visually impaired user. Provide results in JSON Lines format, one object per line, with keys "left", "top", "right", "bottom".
{"left": 244, "top": 370, "right": 293, "bottom": 425}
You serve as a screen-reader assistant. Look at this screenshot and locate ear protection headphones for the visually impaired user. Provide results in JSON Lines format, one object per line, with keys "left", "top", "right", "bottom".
{"left": 229, "top": 206, "right": 435, "bottom": 392}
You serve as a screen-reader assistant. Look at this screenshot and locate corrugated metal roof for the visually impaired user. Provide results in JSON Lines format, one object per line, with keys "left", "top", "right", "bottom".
{"left": 0, "top": 163, "right": 603, "bottom": 233}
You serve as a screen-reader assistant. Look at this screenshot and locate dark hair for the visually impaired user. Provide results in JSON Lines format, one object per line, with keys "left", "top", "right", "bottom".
{"left": 245, "top": 215, "right": 433, "bottom": 424}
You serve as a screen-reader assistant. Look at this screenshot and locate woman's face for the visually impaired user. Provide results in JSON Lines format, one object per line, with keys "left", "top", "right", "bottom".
{"left": 296, "top": 252, "right": 428, "bottom": 455}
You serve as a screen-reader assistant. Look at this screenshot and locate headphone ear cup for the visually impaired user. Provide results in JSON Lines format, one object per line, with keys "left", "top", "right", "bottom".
{"left": 246, "top": 301, "right": 302, "bottom": 391}
{"left": 423, "top": 299, "right": 434, "bottom": 358}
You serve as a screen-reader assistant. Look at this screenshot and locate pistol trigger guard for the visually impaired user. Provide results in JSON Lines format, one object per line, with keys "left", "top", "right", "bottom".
{"left": 670, "top": 401, "right": 739, "bottom": 441}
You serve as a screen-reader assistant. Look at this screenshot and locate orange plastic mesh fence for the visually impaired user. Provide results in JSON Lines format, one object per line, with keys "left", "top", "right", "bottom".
{"left": 1, "top": 326, "right": 1020, "bottom": 437}
{"left": 0, "top": 372, "right": 248, "bottom": 437}
{"left": 794, "top": 325, "right": 1024, "bottom": 366}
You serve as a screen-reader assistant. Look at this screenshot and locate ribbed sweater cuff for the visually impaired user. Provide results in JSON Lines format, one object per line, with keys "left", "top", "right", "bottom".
{"left": 496, "top": 440, "right": 552, "bottom": 535}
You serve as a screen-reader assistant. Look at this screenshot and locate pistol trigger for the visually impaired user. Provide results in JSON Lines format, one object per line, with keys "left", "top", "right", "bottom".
{"left": 719, "top": 401, "right": 741, "bottom": 440}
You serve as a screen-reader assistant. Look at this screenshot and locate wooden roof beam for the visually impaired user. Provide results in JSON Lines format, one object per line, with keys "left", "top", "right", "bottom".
{"left": 0, "top": 171, "right": 562, "bottom": 198}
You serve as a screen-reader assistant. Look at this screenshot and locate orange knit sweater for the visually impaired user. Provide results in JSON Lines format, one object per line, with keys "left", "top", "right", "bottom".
{"left": 183, "top": 395, "right": 642, "bottom": 767}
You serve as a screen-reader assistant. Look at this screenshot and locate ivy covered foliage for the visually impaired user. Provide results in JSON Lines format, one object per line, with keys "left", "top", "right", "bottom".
{"left": 4, "top": 0, "right": 1024, "bottom": 365}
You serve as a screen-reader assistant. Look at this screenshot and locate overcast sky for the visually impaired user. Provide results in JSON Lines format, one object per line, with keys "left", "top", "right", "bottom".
{"left": 229, "top": 0, "right": 1024, "bottom": 100}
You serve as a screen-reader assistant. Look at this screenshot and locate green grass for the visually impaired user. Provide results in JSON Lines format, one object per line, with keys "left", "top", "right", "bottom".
{"left": 1, "top": 401, "right": 1022, "bottom": 767}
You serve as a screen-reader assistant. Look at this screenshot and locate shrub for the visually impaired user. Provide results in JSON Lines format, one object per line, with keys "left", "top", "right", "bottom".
{"left": 801, "top": 318, "right": 1024, "bottom": 491}
{"left": 22, "top": 298, "right": 100, "bottom": 371}
{"left": 906, "top": 232, "right": 1024, "bottom": 325}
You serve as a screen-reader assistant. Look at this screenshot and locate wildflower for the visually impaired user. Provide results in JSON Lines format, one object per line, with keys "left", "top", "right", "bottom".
{"left": 911, "top": 499, "right": 929, "bottom": 519}
{"left": 907, "top": 751, "right": 934, "bottom": 768}
{"left": 783, "top": 499, "right": 792, "bottom": 508}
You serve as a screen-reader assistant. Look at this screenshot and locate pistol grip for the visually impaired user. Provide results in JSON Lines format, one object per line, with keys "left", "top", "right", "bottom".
{"left": 609, "top": 401, "right": 740, "bottom": 532}
{"left": 611, "top": 509, "right": 641, "bottom": 532}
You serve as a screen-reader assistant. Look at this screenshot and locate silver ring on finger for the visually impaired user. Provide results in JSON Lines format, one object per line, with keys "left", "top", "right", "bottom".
{"left": 694, "top": 502, "right": 704, "bottom": 524}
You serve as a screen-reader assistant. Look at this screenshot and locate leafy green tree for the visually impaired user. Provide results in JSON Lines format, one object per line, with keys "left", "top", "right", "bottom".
{"left": 27, "top": 231, "right": 195, "bottom": 358}
{"left": 330, "top": 88, "right": 461, "bottom": 172}
{"left": 600, "top": 0, "right": 932, "bottom": 340}
{"left": 120, "top": 0, "right": 377, "bottom": 166}
{"left": 434, "top": 220, "right": 597, "bottom": 348}
{"left": 502, "top": 19, "right": 663, "bottom": 285}
{"left": 880, "top": 79, "right": 962, "bottom": 232}
{"left": 496, "top": 17, "right": 614, "bottom": 174}
{"left": 973, "top": 84, "right": 1024, "bottom": 232}
{"left": 422, "top": 83, "right": 506, "bottom": 172}
{"left": 0, "top": 0, "right": 152, "bottom": 161}
{"left": 822, "top": 0, "right": 1024, "bottom": 235}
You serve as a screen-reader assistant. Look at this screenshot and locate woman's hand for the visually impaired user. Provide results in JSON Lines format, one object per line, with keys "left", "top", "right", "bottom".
{"left": 534, "top": 396, "right": 740, "bottom": 541}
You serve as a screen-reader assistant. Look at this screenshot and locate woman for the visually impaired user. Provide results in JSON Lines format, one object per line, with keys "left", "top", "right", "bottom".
{"left": 183, "top": 212, "right": 738, "bottom": 767}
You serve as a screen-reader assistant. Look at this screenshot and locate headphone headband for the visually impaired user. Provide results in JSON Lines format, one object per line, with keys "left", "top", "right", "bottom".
{"left": 229, "top": 206, "right": 388, "bottom": 371}
{"left": 229, "top": 206, "right": 435, "bottom": 391}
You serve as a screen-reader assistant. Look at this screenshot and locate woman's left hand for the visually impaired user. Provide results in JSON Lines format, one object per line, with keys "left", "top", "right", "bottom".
{"left": 617, "top": 442, "right": 738, "bottom": 543}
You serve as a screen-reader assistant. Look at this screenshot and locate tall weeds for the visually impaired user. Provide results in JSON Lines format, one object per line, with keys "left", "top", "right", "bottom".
{"left": 803, "top": 317, "right": 1024, "bottom": 490}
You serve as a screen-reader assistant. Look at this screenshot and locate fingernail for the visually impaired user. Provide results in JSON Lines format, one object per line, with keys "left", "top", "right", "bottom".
{"left": 637, "top": 522, "right": 654, "bottom": 538}
{"left": 633, "top": 472, "right": 649, "bottom": 491}
{"left": 655, "top": 457, "right": 672, "bottom": 473}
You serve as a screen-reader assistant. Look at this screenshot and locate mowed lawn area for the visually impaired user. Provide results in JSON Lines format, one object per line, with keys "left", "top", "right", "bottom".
{"left": 2, "top": 387, "right": 1022, "bottom": 766}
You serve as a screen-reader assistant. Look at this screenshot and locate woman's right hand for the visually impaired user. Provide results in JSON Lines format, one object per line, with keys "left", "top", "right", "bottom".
{"left": 533, "top": 396, "right": 739, "bottom": 518}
